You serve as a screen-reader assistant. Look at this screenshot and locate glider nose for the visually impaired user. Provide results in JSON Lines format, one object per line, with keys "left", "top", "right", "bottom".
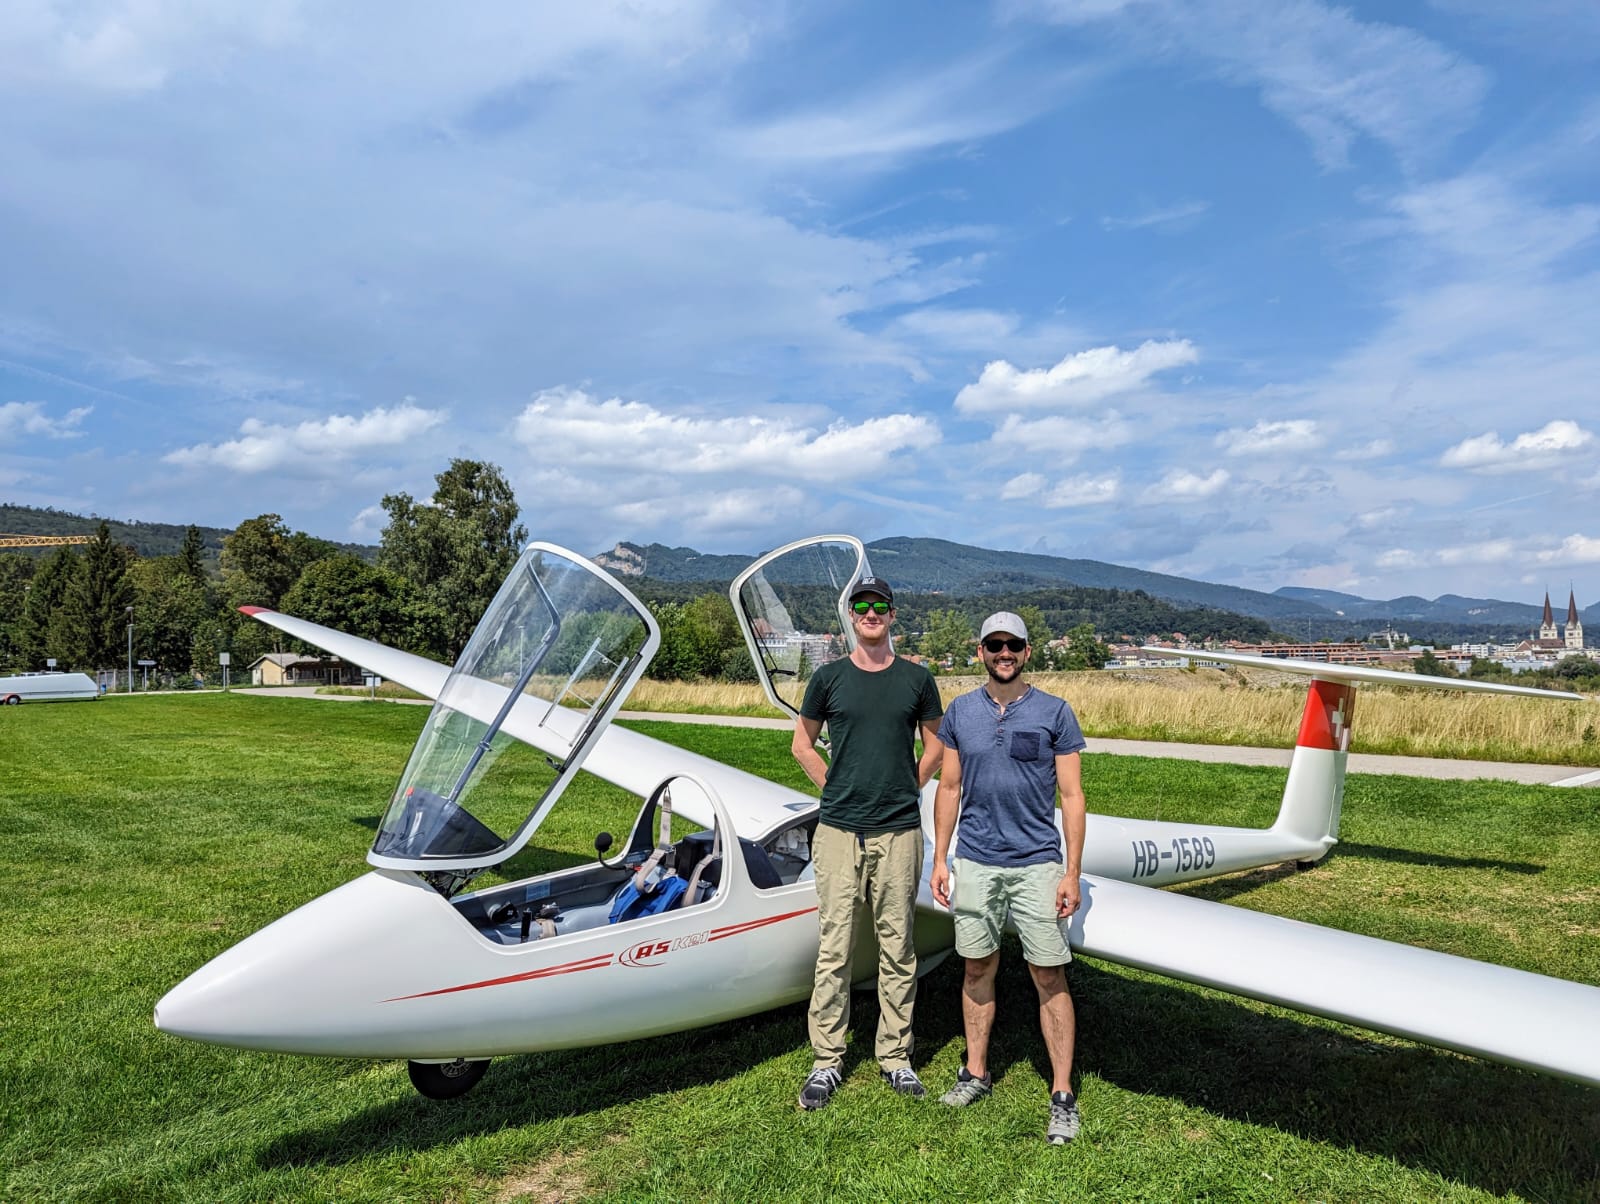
{"left": 154, "top": 870, "right": 453, "bottom": 1056}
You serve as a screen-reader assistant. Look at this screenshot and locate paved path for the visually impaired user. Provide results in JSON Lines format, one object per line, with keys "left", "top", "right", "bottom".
{"left": 228, "top": 688, "right": 1600, "bottom": 787}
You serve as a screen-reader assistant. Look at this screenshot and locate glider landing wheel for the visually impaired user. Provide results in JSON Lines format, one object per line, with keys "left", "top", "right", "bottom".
{"left": 3, "top": 695, "right": 19, "bottom": 705}
{"left": 408, "top": 1057, "right": 490, "bottom": 1100}
{"left": 1295, "top": 859, "right": 1319, "bottom": 871}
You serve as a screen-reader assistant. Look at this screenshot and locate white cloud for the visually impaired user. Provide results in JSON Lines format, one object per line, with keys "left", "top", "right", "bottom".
{"left": 1000, "top": 472, "right": 1046, "bottom": 500}
{"left": 1143, "top": 468, "right": 1230, "bottom": 502}
{"left": 986, "top": 412, "right": 1134, "bottom": 459}
{"left": 1380, "top": 538, "right": 1557, "bottom": 570}
{"left": 1043, "top": 474, "right": 1121, "bottom": 508}
{"left": 0, "top": 401, "right": 92, "bottom": 439}
{"left": 613, "top": 484, "right": 808, "bottom": 534}
{"left": 729, "top": 54, "right": 1051, "bottom": 165}
{"left": 1216, "top": 419, "right": 1322, "bottom": 456}
{"left": 1100, "top": 200, "right": 1210, "bottom": 232}
{"left": 1440, "top": 420, "right": 1594, "bottom": 471}
{"left": 0, "top": 0, "right": 302, "bottom": 93}
{"left": 953, "top": 339, "right": 1197, "bottom": 413}
{"left": 164, "top": 402, "right": 446, "bottom": 473}
{"left": 1535, "top": 534, "right": 1600, "bottom": 565}
{"left": 1352, "top": 506, "right": 1403, "bottom": 530}
{"left": 512, "top": 387, "right": 940, "bottom": 483}
{"left": 1335, "top": 438, "right": 1396, "bottom": 461}
{"left": 1016, "top": 0, "right": 1489, "bottom": 168}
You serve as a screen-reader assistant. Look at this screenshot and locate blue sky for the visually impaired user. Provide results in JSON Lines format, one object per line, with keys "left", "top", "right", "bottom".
{"left": 2, "top": 0, "right": 1598, "bottom": 608}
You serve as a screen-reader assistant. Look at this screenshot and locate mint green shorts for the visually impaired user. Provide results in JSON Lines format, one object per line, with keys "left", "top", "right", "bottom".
{"left": 951, "top": 857, "right": 1072, "bottom": 966}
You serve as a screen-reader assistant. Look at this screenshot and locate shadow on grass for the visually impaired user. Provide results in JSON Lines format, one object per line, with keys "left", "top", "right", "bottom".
{"left": 256, "top": 953, "right": 1597, "bottom": 1201}
{"left": 1171, "top": 861, "right": 1301, "bottom": 903}
{"left": 1334, "top": 841, "right": 1545, "bottom": 875}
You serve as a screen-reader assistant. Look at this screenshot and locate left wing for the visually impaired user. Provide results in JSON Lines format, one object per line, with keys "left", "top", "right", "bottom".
{"left": 241, "top": 607, "right": 814, "bottom": 838}
{"left": 240, "top": 606, "right": 450, "bottom": 700}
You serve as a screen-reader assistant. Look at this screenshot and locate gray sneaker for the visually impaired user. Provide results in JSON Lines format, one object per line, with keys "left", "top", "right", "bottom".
{"left": 939, "top": 1067, "right": 992, "bottom": 1106}
{"left": 1047, "top": 1091, "right": 1080, "bottom": 1144}
{"left": 798, "top": 1066, "right": 841, "bottom": 1110}
{"left": 881, "top": 1066, "right": 927, "bottom": 1099}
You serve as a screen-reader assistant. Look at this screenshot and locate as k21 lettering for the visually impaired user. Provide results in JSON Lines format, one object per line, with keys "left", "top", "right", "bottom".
{"left": 1130, "top": 836, "right": 1216, "bottom": 879}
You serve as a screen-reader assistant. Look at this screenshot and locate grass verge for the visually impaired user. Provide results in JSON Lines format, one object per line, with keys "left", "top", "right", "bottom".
{"left": 2, "top": 696, "right": 1596, "bottom": 1202}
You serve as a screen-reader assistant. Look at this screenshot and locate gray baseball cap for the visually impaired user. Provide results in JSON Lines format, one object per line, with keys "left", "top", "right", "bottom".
{"left": 979, "top": 611, "right": 1028, "bottom": 642}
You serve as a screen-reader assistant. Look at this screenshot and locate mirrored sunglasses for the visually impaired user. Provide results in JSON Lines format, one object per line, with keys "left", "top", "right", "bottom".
{"left": 852, "top": 600, "right": 891, "bottom": 615}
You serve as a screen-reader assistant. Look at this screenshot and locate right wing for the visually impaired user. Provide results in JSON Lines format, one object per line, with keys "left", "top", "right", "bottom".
{"left": 1069, "top": 873, "right": 1600, "bottom": 1088}
{"left": 240, "top": 607, "right": 815, "bottom": 838}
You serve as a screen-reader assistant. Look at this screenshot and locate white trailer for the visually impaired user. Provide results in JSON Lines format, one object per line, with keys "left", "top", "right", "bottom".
{"left": 0, "top": 672, "right": 101, "bottom": 705}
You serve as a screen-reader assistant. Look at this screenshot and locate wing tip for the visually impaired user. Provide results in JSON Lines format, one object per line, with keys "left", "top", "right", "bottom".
{"left": 238, "top": 605, "right": 273, "bottom": 617}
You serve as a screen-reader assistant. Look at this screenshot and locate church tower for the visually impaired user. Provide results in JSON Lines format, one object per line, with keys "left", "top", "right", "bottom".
{"left": 1566, "top": 589, "right": 1584, "bottom": 650}
{"left": 1540, "top": 591, "right": 1558, "bottom": 641}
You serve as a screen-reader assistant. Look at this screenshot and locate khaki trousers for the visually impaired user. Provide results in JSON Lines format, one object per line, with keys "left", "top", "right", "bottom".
{"left": 808, "top": 822, "right": 923, "bottom": 1071}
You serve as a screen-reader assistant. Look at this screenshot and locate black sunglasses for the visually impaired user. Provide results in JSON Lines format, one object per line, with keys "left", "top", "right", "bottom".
{"left": 982, "top": 636, "right": 1027, "bottom": 653}
{"left": 852, "top": 600, "right": 891, "bottom": 615}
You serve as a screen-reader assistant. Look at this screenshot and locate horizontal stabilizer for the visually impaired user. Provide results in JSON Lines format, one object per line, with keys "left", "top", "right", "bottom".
{"left": 1141, "top": 647, "right": 1578, "bottom": 700}
{"left": 1070, "top": 874, "right": 1600, "bottom": 1087}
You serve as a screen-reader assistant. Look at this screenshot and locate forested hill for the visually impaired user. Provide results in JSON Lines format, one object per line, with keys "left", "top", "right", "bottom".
{"left": 0, "top": 504, "right": 374, "bottom": 565}
{"left": 630, "top": 575, "right": 1275, "bottom": 644}
{"left": 597, "top": 535, "right": 1321, "bottom": 622}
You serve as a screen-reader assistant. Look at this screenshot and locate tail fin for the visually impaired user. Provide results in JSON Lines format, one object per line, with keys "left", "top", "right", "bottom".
{"left": 1271, "top": 679, "right": 1355, "bottom": 860}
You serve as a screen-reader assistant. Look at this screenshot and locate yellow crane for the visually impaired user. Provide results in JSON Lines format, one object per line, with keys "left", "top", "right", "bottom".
{"left": 0, "top": 534, "right": 93, "bottom": 548}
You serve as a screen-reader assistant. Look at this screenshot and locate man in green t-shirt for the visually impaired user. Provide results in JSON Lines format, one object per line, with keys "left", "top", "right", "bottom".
{"left": 792, "top": 575, "right": 944, "bottom": 1110}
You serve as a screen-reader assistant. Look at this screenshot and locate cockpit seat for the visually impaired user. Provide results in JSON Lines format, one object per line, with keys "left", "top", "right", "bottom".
{"left": 674, "top": 830, "right": 783, "bottom": 892}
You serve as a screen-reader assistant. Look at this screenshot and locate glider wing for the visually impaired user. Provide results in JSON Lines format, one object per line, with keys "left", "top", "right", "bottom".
{"left": 1072, "top": 873, "right": 1600, "bottom": 1087}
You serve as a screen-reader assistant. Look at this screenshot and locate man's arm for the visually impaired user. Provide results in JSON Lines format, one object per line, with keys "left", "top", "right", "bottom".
{"left": 1054, "top": 750, "right": 1086, "bottom": 917}
{"left": 791, "top": 714, "right": 830, "bottom": 792}
{"left": 931, "top": 743, "right": 963, "bottom": 907}
{"left": 916, "top": 717, "right": 944, "bottom": 788}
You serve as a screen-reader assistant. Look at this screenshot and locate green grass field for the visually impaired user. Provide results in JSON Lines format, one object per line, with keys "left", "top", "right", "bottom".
{"left": 2, "top": 695, "right": 1597, "bottom": 1203}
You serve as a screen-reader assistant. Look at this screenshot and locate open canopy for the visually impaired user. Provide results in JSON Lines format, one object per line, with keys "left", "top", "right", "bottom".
{"left": 729, "top": 535, "right": 866, "bottom": 722}
{"left": 370, "top": 543, "right": 659, "bottom": 874}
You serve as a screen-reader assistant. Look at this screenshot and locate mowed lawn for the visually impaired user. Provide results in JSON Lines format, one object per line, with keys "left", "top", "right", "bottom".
{"left": 2, "top": 695, "right": 1597, "bottom": 1204}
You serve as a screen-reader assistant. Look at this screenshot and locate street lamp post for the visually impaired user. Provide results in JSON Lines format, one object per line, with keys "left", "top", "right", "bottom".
{"left": 125, "top": 606, "right": 134, "bottom": 694}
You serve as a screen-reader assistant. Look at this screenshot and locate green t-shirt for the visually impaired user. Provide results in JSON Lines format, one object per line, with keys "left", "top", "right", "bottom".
{"left": 799, "top": 656, "right": 944, "bottom": 834}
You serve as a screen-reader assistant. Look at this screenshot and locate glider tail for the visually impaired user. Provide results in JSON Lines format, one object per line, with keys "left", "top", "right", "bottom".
{"left": 1270, "top": 678, "right": 1355, "bottom": 862}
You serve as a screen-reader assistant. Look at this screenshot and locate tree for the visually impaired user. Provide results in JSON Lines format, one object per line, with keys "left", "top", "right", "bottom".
{"left": 1413, "top": 648, "right": 1458, "bottom": 678}
{"left": 280, "top": 555, "right": 417, "bottom": 646}
{"left": 919, "top": 609, "right": 975, "bottom": 668}
{"left": 14, "top": 546, "right": 79, "bottom": 668}
{"left": 178, "top": 524, "right": 207, "bottom": 580}
{"left": 57, "top": 522, "right": 134, "bottom": 670}
{"left": 221, "top": 514, "right": 298, "bottom": 610}
{"left": 129, "top": 557, "right": 214, "bottom": 682}
{"left": 1057, "top": 621, "right": 1110, "bottom": 671}
{"left": 379, "top": 459, "right": 528, "bottom": 659}
{"left": 1015, "top": 604, "right": 1054, "bottom": 651}
{"left": 0, "top": 555, "right": 33, "bottom": 669}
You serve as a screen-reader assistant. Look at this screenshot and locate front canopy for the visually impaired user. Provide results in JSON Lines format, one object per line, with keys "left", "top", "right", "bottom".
{"left": 370, "top": 543, "right": 659, "bottom": 874}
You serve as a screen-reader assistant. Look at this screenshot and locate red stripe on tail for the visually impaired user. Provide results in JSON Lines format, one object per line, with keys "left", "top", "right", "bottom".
{"left": 1296, "top": 680, "right": 1354, "bottom": 751}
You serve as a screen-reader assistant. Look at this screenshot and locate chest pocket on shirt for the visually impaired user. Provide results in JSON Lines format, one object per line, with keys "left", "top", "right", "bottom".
{"left": 1009, "top": 731, "right": 1041, "bottom": 761}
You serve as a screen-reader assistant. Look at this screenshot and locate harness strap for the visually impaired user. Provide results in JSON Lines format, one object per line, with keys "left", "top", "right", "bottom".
{"left": 632, "top": 786, "right": 675, "bottom": 894}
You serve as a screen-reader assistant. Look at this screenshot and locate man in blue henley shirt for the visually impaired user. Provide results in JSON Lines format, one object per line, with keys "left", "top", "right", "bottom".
{"left": 930, "top": 611, "right": 1087, "bottom": 1144}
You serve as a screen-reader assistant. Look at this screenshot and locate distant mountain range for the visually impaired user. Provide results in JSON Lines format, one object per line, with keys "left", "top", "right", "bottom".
{"left": 5, "top": 503, "right": 1588, "bottom": 633}
{"left": 595, "top": 536, "right": 1596, "bottom": 629}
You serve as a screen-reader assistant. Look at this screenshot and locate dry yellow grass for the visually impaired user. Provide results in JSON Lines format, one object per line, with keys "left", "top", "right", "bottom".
{"left": 622, "top": 668, "right": 1600, "bottom": 766}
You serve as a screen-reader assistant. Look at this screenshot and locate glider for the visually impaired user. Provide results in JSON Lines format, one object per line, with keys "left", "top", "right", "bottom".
{"left": 153, "top": 535, "right": 1600, "bottom": 1099}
